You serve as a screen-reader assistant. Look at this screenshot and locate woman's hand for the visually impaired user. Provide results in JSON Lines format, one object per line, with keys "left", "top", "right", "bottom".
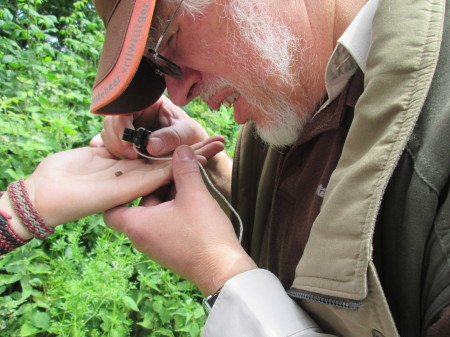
{"left": 24, "top": 146, "right": 173, "bottom": 228}
{"left": 0, "top": 134, "right": 224, "bottom": 240}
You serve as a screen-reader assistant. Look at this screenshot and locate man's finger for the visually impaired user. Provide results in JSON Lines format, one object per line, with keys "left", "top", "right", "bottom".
{"left": 147, "top": 120, "right": 206, "bottom": 156}
{"left": 139, "top": 185, "right": 172, "bottom": 207}
{"left": 147, "top": 127, "right": 183, "bottom": 156}
{"left": 104, "top": 205, "right": 137, "bottom": 233}
{"left": 172, "top": 145, "right": 207, "bottom": 197}
{"left": 193, "top": 141, "right": 225, "bottom": 160}
{"left": 90, "top": 133, "right": 104, "bottom": 148}
{"left": 104, "top": 206, "right": 159, "bottom": 253}
{"left": 103, "top": 115, "right": 138, "bottom": 159}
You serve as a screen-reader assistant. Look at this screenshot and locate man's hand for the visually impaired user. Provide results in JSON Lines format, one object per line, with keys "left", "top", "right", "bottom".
{"left": 95, "top": 95, "right": 233, "bottom": 198}
{"left": 104, "top": 145, "right": 257, "bottom": 295}
{"left": 99, "top": 95, "right": 211, "bottom": 159}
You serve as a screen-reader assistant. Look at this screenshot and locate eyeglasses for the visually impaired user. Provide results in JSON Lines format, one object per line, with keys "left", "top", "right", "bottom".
{"left": 145, "top": 0, "right": 184, "bottom": 78}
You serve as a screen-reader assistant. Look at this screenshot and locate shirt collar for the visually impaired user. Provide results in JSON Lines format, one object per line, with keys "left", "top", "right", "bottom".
{"left": 318, "top": 0, "right": 379, "bottom": 113}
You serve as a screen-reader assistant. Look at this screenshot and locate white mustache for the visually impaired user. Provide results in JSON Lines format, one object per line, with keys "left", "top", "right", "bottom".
{"left": 198, "top": 77, "right": 234, "bottom": 103}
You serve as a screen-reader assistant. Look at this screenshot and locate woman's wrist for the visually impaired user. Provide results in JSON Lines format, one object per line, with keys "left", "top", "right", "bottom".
{"left": 1, "top": 178, "right": 57, "bottom": 241}
{"left": 7, "top": 179, "right": 54, "bottom": 240}
{"left": 0, "top": 192, "right": 33, "bottom": 240}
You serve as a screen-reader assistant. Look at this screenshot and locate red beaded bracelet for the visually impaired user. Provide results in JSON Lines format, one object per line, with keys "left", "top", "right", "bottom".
{"left": 7, "top": 179, "right": 54, "bottom": 240}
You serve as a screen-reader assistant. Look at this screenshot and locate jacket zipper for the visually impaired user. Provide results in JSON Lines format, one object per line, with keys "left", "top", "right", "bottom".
{"left": 287, "top": 288, "right": 363, "bottom": 311}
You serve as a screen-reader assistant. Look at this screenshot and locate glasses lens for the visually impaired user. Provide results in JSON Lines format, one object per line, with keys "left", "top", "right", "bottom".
{"left": 146, "top": 49, "right": 182, "bottom": 78}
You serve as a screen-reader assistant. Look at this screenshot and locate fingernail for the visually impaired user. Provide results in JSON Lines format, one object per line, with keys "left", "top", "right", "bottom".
{"left": 148, "top": 137, "right": 164, "bottom": 153}
{"left": 177, "top": 145, "right": 195, "bottom": 161}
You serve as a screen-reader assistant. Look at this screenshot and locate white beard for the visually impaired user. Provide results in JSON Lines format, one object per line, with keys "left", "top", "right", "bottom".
{"left": 225, "top": 0, "right": 314, "bottom": 147}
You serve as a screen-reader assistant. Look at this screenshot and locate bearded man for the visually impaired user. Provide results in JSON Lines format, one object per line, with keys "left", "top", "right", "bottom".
{"left": 90, "top": 0, "right": 450, "bottom": 336}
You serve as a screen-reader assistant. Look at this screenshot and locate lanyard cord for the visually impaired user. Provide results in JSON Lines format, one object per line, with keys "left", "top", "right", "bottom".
{"left": 132, "top": 143, "right": 244, "bottom": 243}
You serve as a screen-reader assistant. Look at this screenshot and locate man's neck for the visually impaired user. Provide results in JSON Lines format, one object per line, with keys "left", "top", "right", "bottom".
{"left": 274, "top": 0, "right": 368, "bottom": 47}
{"left": 333, "top": 0, "right": 368, "bottom": 43}
{"left": 265, "top": 0, "right": 368, "bottom": 120}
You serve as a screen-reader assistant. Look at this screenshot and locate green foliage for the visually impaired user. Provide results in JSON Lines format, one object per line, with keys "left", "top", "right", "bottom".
{"left": 0, "top": 0, "right": 104, "bottom": 187}
{"left": 0, "top": 218, "right": 206, "bottom": 336}
{"left": 0, "top": 0, "right": 239, "bottom": 335}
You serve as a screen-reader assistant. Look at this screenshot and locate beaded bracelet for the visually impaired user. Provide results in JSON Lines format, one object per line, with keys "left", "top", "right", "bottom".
{"left": 0, "top": 210, "right": 29, "bottom": 255}
{"left": 7, "top": 179, "right": 54, "bottom": 240}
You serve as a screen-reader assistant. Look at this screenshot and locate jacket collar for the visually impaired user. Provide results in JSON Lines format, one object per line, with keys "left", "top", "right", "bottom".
{"left": 318, "top": 0, "right": 379, "bottom": 114}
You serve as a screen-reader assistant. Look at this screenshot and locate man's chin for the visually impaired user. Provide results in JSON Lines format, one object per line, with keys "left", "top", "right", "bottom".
{"left": 253, "top": 122, "right": 300, "bottom": 148}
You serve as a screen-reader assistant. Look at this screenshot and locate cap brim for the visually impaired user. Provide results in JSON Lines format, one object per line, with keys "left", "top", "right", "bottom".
{"left": 91, "top": 0, "right": 166, "bottom": 115}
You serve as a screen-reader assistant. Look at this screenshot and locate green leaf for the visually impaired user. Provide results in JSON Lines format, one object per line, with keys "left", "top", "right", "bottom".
{"left": 122, "top": 295, "right": 139, "bottom": 312}
{"left": 176, "top": 280, "right": 193, "bottom": 291}
{"left": 2, "top": 9, "right": 13, "bottom": 22}
{"left": 2, "top": 54, "right": 15, "bottom": 63}
{"left": 153, "top": 328, "right": 175, "bottom": 337}
{"left": 27, "top": 263, "right": 51, "bottom": 274}
{"left": 20, "top": 275, "right": 33, "bottom": 301}
{"left": 137, "top": 311, "right": 156, "bottom": 329}
{"left": 32, "top": 311, "right": 51, "bottom": 330}
{"left": 0, "top": 274, "right": 21, "bottom": 286}
{"left": 4, "top": 168, "right": 22, "bottom": 181}
{"left": 193, "top": 305, "right": 206, "bottom": 319}
{"left": 20, "top": 322, "right": 41, "bottom": 336}
{"left": 27, "top": 106, "right": 42, "bottom": 113}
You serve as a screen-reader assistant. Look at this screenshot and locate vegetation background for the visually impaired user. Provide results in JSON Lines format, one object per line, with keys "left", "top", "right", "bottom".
{"left": 0, "top": 0, "right": 240, "bottom": 335}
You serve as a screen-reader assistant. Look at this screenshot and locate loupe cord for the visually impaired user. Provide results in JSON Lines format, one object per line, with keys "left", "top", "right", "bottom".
{"left": 132, "top": 143, "right": 244, "bottom": 243}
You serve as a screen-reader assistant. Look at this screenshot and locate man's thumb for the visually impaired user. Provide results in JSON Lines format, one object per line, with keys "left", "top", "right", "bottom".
{"left": 172, "top": 145, "right": 205, "bottom": 195}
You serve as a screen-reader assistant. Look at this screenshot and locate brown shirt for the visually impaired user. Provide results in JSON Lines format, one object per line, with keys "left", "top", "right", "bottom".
{"left": 259, "top": 71, "right": 364, "bottom": 289}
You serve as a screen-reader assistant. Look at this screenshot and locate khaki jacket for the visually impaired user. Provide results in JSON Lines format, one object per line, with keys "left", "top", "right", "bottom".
{"left": 231, "top": 0, "right": 448, "bottom": 336}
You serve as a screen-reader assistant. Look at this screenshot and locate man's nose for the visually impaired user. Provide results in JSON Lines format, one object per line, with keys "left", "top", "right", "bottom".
{"left": 165, "top": 66, "right": 202, "bottom": 107}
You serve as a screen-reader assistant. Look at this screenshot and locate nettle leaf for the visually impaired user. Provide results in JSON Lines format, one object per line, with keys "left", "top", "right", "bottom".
{"left": 193, "top": 305, "right": 206, "bottom": 319}
{"left": 19, "top": 275, "right": 33, "bottom": 301}
{"left": 2, "top": 54, "right": 15, "bottom": 63}
{"left": 20, "top": 322, "right": 41, "bottom": 336}
{"left": 29, "top": 23, "right": 40, "bottom": 32}
{"left": 31, "top": 311, "right": 51, "bottom": 329}
{"left": 137, "top": 311, "right": 156, "bottom": 329}
{"left": 28, "top": 276, "right": 44, "bottom": 288}
{"left": 3, "top": 168, "right": 23, "bottom": 181}
{"left": 2, "top": 9, "right": 14, "bottom": 22}
{"left": 176, "top": 280, "right": 193, "bottom": 291}
{"left": 177, "top": 323, "right": 201, "bottom": 336}
{"left": 158, "top": 307, "right": 171, "bottom": 323}
{"left": 122, "top": 296, "right": 139, "bottom": 312}
{"left": 27, "top": 263, "right": 51, "bottom": 274}
{"left": 27, "top": 106, "right": 42, "bottom": 113}
{"left": 0, "top": 274, "right": 21, "bottom": 286}
{"left": 153, "top": 328, "right": 175, "bottom": 337}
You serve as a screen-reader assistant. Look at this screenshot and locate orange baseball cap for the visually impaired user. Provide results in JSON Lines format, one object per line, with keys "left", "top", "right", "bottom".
{"left": 90, "top": 0, "right": 165, "bottom": 115}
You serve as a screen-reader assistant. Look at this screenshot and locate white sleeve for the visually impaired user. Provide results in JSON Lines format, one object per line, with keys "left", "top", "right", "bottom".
{"left": 202, "top": 269, "right": 336, "bottom": 337}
